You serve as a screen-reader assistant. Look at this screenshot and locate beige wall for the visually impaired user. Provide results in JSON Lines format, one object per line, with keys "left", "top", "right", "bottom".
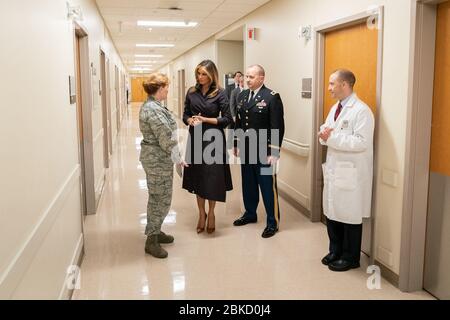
{"left": 160, "top": 0, "right": 414, "bottom": 276}
{"left": 160, "top": 39, "right": 216, "bottom": 115}
{"left": 0, "top": 0, "right": 126, "bottom": 299}
{"left": 217, "top": 40, "right": 244, "bottom": 87}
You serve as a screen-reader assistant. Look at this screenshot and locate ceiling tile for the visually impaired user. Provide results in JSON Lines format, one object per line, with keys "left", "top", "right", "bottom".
{"left": 95, "top": 0, "right": 271, "bottom": 72}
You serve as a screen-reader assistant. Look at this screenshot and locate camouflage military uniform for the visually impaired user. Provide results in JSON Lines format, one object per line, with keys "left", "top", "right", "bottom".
{"left": 139, "top": 97, "right": 181, "bottom": 236}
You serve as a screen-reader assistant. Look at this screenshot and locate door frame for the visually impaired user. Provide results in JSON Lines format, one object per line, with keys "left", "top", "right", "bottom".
{"left": 73, "top": 22, "right": 96, "bottom": 215}
{"left": 310, "top": 7, "right": 385, "bottom": 265}
{"left": 399, "top": 0, "right": 448, "bottom": 292}
{"left": 100, "top": 49, "right": 110, "bottom": 168}
{"left": 105, "top": 59, "right": 113, "bottom": 154}
{"left": 115, "top": 65, "right": 120, "bottom": 132}
{"left": 178, "top": 69, "right": 186, "bottom": 118}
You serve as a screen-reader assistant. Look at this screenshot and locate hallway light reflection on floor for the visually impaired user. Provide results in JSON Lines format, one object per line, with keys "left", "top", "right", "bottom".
{"left": 136, "top": 137, "right": 142, "bottom": 150}
{"left": 172, "top": 272, "right": 185, "bottom": 294}
{"left": 163, "top": 210, "right": 177, "bottom": 225}
{"left": 141, "top": 284, "right": 150, "bottom": 296}
{"left": 139, "top": 213, "right": 147, "bottom": 227}
{"left": 138, "top": 179, "right": 147, "bottom": 189}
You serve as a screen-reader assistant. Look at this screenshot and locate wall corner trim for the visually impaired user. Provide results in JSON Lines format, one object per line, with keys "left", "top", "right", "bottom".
{"left": 0, "top": 165, "right": 81, "bottom": 298}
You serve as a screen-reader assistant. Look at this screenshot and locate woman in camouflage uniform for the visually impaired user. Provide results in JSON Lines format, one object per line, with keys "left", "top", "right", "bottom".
{"left": 139, "top": 73, "right": 186, "bottom": 258}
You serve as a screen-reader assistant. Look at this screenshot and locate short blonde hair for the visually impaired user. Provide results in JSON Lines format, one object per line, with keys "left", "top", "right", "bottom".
{"left": 143, "top": 73, "right": 169, "bottom": 95}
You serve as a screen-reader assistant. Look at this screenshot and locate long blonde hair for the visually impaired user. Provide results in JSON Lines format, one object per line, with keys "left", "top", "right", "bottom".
{"left": 190, "top": 60, "right": 221, "bottom": 98}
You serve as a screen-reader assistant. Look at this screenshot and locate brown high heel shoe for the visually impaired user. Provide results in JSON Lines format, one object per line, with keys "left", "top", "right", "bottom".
{"left": 207, "top": 214, "right": 215, "bottom": 234}
{"left": 197, "top": 213, "right": 207, "bottom": 234}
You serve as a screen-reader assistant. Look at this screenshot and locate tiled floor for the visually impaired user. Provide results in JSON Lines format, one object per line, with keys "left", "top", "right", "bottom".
{"left": 72, "top": 103, "right": 433, "bottom": 300}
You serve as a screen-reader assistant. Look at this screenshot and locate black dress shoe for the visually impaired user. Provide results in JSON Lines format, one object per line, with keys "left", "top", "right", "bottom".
{"left": 321, "top": 253, "right": 340, "bottom": 266}
{"left": 261, "top": 227, "right": 278, "bottom": 238}
{"left": 233, "top": 216, "right": 257, "bottom": 226}
{"left": 328, "top": 259, "right": 360, "bottom": 272}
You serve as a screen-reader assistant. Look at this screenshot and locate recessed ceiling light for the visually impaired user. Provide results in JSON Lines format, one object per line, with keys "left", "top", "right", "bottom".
{"left": 135, "top": 54, "right": 163, "bottom": 58}
{"left": 137, "top": 20, "right": 198, "bottom": 28}
{"left": 132, "top": 67, "right": 153, "bottom": 69}
{"left": 134, "top": 54, "right": 164, "bottom": 58}
{"left": 136, "top": 44, "right": 174, "bottom": 48}
{"left": 130, "top": 67, "right": 151, "bottom": 71}
{"left": 133, "top": 67, "right": 153, "bottom": 69}
{"left": 135, "top": 60, "right": 157, "bottom": 63}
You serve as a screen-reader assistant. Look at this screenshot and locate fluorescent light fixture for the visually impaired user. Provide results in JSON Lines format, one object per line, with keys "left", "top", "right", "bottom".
{"left": 134, "top": 60, "right": 157, "bottom": 63}
{"left": 130, "top": 68, "right": 151, "bottom": 71}
{"left": 137, "top": 20, "right": 198, "bottom": 28}
{"left": 136, "top": 44, "right": 174, "bottom": 48}
{"left": 135, "top": 54, "right": 163, "bottom": 58}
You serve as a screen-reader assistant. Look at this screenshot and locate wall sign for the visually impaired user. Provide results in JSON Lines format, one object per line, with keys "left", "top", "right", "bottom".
{"left": 247, "top": 27, "right": 256, "bottom": 40}
{"left": 69, "top": 75, "right": 76, "bottom": 104}
{"left": 301, "top": 78, "right": 312, "bottom": 99}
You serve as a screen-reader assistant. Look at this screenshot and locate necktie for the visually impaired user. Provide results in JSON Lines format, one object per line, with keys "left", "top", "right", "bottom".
{"left": 249, "top": 91, "right": 255, "bottom": 103}
{"left": 334, "top": 103, "right": 343, "bottom": 121}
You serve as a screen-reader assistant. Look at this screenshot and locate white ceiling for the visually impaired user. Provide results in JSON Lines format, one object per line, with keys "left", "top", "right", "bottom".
{"left": 95, "top": 0, "right": 271, "bottom": 73}
{"left": 217, "top": 26, "right": 244, "bottom": 41}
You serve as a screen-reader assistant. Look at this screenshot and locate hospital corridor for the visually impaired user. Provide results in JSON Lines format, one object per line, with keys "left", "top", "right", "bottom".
{"left": 70, "top": 103, "right": 431, "bottom": 300}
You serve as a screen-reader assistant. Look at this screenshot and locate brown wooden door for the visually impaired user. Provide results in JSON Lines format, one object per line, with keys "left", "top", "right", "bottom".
{"left": 424, "top": 0, "right": 450, "bottom": 300}
{"left": 321, "top": 21, "right": 379, "bottom": 256}
{"left": 177, "top": 70, "right": 186, "bottom": 117}
{"left": 430, "top": 1, "right": 450, "bottom": 177}
{"left": 131, "top": 77, "right": 148, "bottom": 103}
{"left": 115, "top": 66, "right": 120, "bottom": 131}
{"left": 73, "top": 25, "right": 96, "bottom": 215}
{"left": 100, "top": 50, "right": 109, "bottom": 168}
{"left": 74, "top": 34, "right": 87, "bottom": 215}
{"left": 323, "top": 22, "right": 378, "bottom": 119}
{"left": 106, "top": 59, "right": 113, "bottom": 155}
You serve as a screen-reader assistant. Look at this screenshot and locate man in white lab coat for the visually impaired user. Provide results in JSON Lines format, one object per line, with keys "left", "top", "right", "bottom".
{"left": 319, "top": 69, "right": 375, "bottom": 272}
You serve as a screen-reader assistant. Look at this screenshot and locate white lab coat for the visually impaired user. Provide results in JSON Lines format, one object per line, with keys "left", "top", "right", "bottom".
{"left": 320, "top": 93, "right": 375, "bottom": 225}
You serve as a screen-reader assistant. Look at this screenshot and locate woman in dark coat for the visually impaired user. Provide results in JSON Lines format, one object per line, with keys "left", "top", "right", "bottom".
{"left": 182, "top": 60, "right": 233, "bottom": 234}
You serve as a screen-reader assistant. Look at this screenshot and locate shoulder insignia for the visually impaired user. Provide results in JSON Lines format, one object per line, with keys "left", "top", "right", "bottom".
{"left": 270, "top": 91, "right": 277, "bottom": 96}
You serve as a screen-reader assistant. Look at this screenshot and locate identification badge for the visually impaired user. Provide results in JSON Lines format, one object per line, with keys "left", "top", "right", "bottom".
{"left": 341, "top": 120, "right": 349, "bottom": 129}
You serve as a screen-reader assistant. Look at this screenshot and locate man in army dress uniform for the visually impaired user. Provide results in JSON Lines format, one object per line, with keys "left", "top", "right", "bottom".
{"left": 233, "top": 65, "right": 285, "bottom": 238}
